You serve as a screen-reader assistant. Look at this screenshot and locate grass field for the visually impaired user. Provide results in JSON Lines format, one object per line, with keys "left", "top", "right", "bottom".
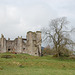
{"left": 0, "top": 53, "right": 75, "bottom": 75}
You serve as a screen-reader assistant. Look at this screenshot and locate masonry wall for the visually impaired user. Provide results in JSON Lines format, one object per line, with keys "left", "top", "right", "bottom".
{"left": 6, "top": 40, "right": 15, "bottom": 52}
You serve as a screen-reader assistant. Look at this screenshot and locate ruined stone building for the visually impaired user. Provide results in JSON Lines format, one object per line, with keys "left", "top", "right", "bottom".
{"left": 0, "top": 31, "right": 41, "bottom": 56}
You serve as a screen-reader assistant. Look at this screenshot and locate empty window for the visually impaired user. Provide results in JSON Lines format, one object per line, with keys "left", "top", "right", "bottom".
{"left": 8, "top": 49, "right": 10, "bottom": 51}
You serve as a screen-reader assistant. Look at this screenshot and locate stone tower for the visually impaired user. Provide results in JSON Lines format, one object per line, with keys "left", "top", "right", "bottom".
{"left": 36, "top": 31, "right": 41, "bottom": 56}
{"left": 26, "top": 31, "right": 42, "bottom": 56}
{"left": 16, "top": 36, "right": 23, "bottom": 53}
{"left": 0, "top": 34, "right": 6, "bottom": 53}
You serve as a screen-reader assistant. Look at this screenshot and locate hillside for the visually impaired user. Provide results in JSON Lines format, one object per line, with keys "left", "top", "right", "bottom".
{"left": 0, "top": 53, "right": 75, "bottom": 75}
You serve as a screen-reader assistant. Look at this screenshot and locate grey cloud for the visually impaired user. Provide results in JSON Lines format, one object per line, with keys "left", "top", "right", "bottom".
{"left": 0, "top": 0, "right": 75, "bottom": 40}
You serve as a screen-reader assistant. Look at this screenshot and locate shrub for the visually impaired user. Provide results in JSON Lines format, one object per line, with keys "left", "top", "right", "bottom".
{"left": 42, "top": 47, "right": 56, "bottom": 56}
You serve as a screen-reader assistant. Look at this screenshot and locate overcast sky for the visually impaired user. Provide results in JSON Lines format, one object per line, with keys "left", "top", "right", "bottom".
{"left": 0, "top": 0, "right": 75, "bottom": 40}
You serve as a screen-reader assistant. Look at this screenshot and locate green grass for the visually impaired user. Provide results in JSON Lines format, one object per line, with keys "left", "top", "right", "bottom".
{"left": 0, "top": 53, "right": 75, "bottom": 75}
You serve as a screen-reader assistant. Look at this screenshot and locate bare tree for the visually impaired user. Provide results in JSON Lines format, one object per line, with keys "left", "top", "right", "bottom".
{"left": 42, "top": 17, "right": 75, "bottom": 57}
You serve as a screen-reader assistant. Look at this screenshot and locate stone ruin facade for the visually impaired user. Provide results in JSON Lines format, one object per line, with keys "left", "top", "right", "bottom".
{"left": 0, "top": 31, "right": 41, "bottom": 56}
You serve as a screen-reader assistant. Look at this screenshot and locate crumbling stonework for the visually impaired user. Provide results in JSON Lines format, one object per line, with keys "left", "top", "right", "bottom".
{"left": 0, "top": 31, "right": 42, "bottom": 56}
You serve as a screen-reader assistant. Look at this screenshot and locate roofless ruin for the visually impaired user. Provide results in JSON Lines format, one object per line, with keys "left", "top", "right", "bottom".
{"left": 0, "top": 31, "right": 41, "bottom": 56}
